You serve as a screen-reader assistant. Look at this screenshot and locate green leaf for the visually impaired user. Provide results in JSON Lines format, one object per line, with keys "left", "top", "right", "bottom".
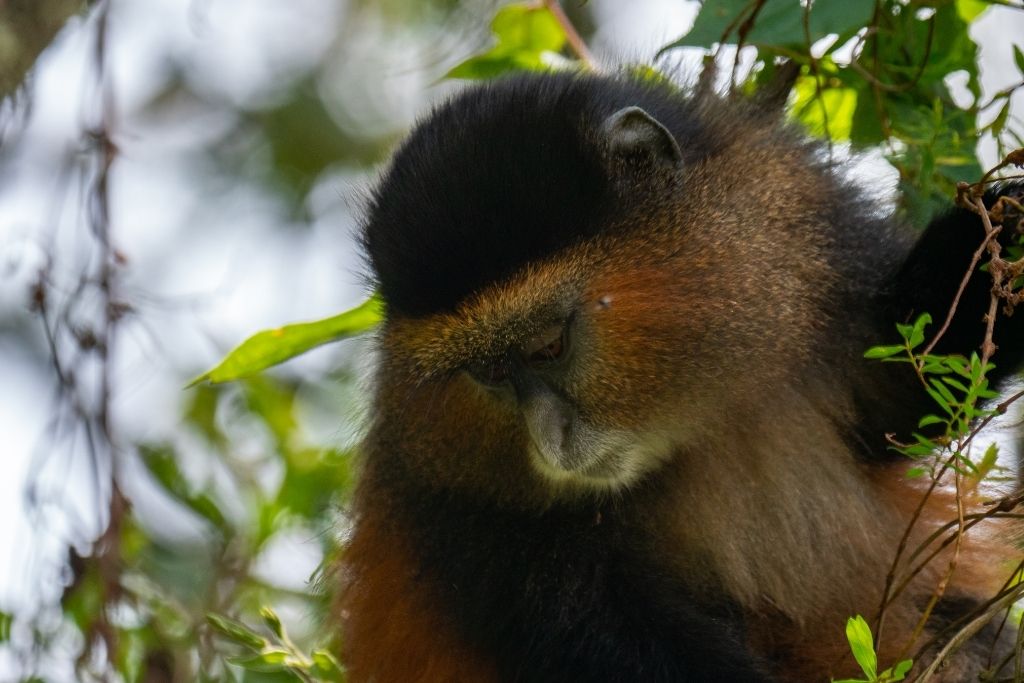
{"left": 975, "top": 443, "right": 999, "bottom": 481}
{"left": 491, "top": 3, "right": 564, "bottom": 52}
{"left": 845, "top": 615, "right": 878, "bottom": 680}
{"left": 954, "top": 450, "right": 979, "bottom": 473}
{"left": 253, "top": 83, "right": 372, "bottom": 205}
{"left": 207, "top": 614, "right": 267, "bottom": 651}
{"left": 140, "top": 445, "right": 228, "bottom": 531}
{"left": 191, "top": 296, "right": 382, "bottom": 386}
{"left": 901, "top": 442, "right": 937, "bottom": 457}
{"left": 924, "top": 386, "right": 954, "bottom": 416}
{"left": 905, "top": 466, "right": 929, "bottom": 479}
{"left": 1014, "top": 45, "right": 1024, "bottom": 74}
{"left": 311, "top": 650, "right": 346, "bottom": 681}
{"left": 0, "top": 611, "right": 10, "bottom": 642}
{"left": 919, "top": 361, "right": 952, "bottom": 375}
{"left": 446, "top": 53, "right": 546, "bottom": 80}
{"left": 909, "top": 312, "right": 932, "bottom": 349}
{"left": 445, "top": 3, "right": 567, "bottom": 80}
{"left": 943, "top": 355, "right": 969, "bottom": 377}
{"left": 790, "top": 64, "right": 858, "bottom": 141}
{"left": 989, "top": 99, "right": 1011, "bottom": 136}
{"left": 888, "top": 658, "right": 914, "bottom": 680}
{"left": 626, "top": 64, "right": 675, "bottom": 87}
{"left": 239, "top": 672, "right": 304, "bottom": 683}
{"left": 276, "top": 447, "right": 351, "bottom": 519}
{"left": 940, "top": 376, "right": 969, "bottom": 394}
{"left": 661, "top": 0, "right": 874, "bottom": 51}
{"left": 864, "top": 345, "right": 904, "bottom": 359}
{"left": 228, "top": 649, "right": 291, "bottom": 672}
{"left": 956, "top": 0, "right": 988, "bottom": 22}
{"left": 917, "top": 414, "right": 945, "bottom": 428}
{"left": 928, "top": 378, "right": 958, "bottom": 407}
{"left": 259, "top": 606, "right": 284, "bottom": 640}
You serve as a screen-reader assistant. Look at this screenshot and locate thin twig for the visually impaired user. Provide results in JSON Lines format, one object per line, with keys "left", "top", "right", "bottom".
{"left": 919, "top": 229, "right": 1000, "bottom": 358}
{"left": 914, "top": 585, "right": 1024, "bottom": 681}
{"left": 539, "top": 0, "right": 597, "bottom": 70}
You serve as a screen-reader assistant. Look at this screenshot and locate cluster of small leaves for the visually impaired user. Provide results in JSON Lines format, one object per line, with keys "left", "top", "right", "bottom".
{"left": 207, "top": 608, "right": 345, "bottom": 682}
{"left": 50, "top": 376, "right": 354, "bottom": 681}
{"left": 834, "top": 616, "right": 912, "bottom": 683}
{"left": 864, "top": 313, "right": 1003, "bottom": 482}
{"left": 663, "top": 0, "right": 1021, "bottom": 225}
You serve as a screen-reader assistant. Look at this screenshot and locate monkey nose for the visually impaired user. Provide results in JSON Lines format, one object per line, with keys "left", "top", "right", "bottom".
{"left": 521, "top": 394, "right": 580, "bottom": 472}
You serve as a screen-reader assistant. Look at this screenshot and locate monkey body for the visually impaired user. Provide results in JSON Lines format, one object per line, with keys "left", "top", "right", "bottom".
{"left": 338, "top": 72, "right": 1024, "bottom": 681}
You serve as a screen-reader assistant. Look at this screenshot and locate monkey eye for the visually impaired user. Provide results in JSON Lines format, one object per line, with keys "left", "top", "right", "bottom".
{"left": 521, "top": 323, "right": 567, "bottom": 365}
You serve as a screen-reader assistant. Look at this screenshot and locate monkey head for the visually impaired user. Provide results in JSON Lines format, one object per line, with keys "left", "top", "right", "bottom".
{"left": 362, "top": 73, "right": 842, "bottom": 500}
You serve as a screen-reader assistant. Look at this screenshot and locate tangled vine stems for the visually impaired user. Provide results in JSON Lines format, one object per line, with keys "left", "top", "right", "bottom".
{"left": 871, "top": 149, "right": 1024, "bottom": 680}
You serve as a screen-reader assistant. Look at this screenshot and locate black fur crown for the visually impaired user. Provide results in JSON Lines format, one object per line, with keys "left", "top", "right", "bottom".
{"left": 361, "top": 72, "right": 710, "bottom": 318}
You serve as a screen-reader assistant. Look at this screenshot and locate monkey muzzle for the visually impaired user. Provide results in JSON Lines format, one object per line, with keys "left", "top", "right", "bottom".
{"left": 518, "top": 379, "right": 621, "bottom": 480}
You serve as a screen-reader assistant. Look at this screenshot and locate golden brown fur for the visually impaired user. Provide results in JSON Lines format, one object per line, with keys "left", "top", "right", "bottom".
{"left": 338, "top": 71, "right": 1024, "bottom": 681}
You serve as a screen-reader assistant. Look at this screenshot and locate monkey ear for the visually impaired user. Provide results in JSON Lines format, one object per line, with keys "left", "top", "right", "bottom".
{"left": 601, "top": 106, "right": 683, "bottom": 172}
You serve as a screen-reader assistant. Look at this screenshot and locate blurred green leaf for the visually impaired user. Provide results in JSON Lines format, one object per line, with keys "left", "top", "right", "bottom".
{"left": 446, "top": 3, "right": 567, "bottom": 80}
{"left": 192, "top": 296, "right": 382, "bottom": 386}
{"left": 229, "top": 649, "right": 291, "bottom": 672}
{"left": 0, "top": 611, "right": 11, "bottom": 642}
{"left": 139, "top": 445, "right": 229, "bottom": 531}
{"left": 491, "top": 3, "right": 564, "bottom": 51}
{"left": 242, "top": 376, "right": 300, "bottom": 448}
{"left": 207, "top": 614, "right": 267, "bottom": 651}
{"left": 240, "top": 671, "right": 305, "bottom": 683}
{"left": 905, "top": 466, "right": 929, "bottom": 479}
{"left": 184, "top": 383, "right": 225, "bottom": 447}
{"left": 990, "top": 100, "right": 1011, "bottom": 136}
{"left": 312, "top": 650, "right": 346, "bottom": 681}
{"left": 277, "top": 448, "right": 351, "bottom": 520}
{"left": 62, "top": 563, "right": 103, "bottom": 634}
{"left": 790, "top": 65, "right": 858, "bottom": 141}
{"left": 956, "top": 0, "right": 989, "bottom": 22}
{"left": 974, "top": 443, "right": 999, "bottom": 481}
{"left": 248, "top": 83, "right": 387, "bottom": 203}
{"left": 260, "top": 606, "right": 285, "bottom": 640}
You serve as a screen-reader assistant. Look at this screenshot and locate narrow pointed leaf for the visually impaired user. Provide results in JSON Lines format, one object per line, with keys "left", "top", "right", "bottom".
{"left": 191, "top": 296, "right": 382, "bottom": 386}
{"left": 845, "top": 615, "right": 877, "bottom": 679}
{"left": 865, "top": 345, "right": 905, "bottom": 359}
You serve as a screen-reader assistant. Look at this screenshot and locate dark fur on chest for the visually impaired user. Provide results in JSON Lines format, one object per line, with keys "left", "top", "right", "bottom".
{"left": 382, "top": 476, "right": 778, "bottom": 682}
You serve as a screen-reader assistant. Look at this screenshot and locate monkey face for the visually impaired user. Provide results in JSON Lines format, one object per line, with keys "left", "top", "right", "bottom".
{"left": 364, "top": 74, "right": 830, "bottom": 498}
{"left": 450, "top": 287, "right": 679, "bottom": 490}
{"left": 382, "top": 297, "right": 676, "bottom": 492}
{"left": 377, "top": 232, "right": 750, "bottom": 494}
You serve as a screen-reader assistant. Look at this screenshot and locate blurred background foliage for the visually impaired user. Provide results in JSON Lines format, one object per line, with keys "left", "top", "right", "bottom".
{"left": 0, "top": 0, "right": 1021, "bottom": 681}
